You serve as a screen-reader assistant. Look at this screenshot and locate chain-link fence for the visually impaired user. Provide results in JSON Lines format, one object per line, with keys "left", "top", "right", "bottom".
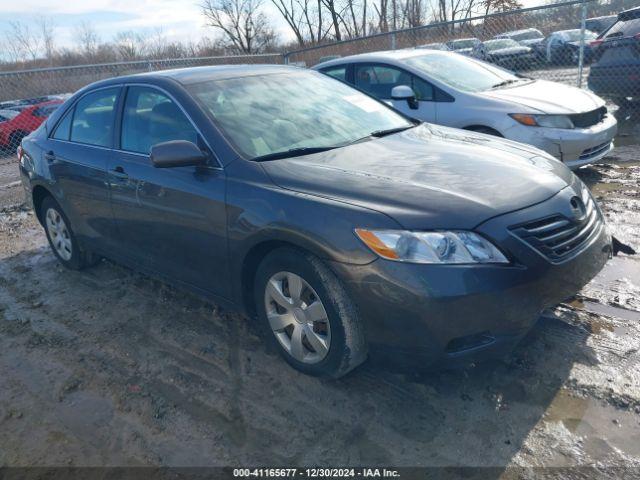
{"left": 285, "top": 0, "right": 635, "bottom": 91}
{"left": 0, "top": 54, "right": 283, "bottom": 153}
{"left": 1, "top": 0, "right": 638, "bottom": 154}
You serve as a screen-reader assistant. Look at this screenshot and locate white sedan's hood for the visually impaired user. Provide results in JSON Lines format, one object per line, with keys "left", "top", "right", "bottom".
{"left": 482, "top": 79, "right": 605, "bottom": 114}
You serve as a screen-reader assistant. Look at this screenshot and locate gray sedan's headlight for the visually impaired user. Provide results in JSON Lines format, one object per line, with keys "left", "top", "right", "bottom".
{"left": 355, "top": 229, "right": 509, "bottom": 264}
{"left": 510, "top": 113, "right": 574, "bottom": 129}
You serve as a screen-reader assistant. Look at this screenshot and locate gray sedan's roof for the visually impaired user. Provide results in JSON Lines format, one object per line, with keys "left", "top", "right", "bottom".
{"left": 90, "top": 64, "right": 303, "bottom": 88}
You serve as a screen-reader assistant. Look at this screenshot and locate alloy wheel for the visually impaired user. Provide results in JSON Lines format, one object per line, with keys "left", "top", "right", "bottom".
{"left": 45, "top": 208, "right": 73, "bottom": 261}
{"left": 264, "top": 271, "right": 331, "bottom": 364}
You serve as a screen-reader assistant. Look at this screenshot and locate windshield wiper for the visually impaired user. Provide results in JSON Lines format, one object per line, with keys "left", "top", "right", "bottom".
{"left": 369, "top": 125, "right": 416, "bottom": 138}
{"left": 490, "top": 79, "right": 520, "bottom": 89}
{"left": 252, "top": 146, "right": 337, "bottom": 162}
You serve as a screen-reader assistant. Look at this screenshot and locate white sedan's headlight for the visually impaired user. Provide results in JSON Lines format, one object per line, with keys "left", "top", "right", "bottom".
{"left": 355, "top": 229, "right": 509, "bottom": 264}
{"left": 510, "top": 113, "right": 574, "bottom": 129}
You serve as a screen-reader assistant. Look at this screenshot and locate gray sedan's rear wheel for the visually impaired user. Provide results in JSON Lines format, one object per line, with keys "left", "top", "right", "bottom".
{"left": 40, "top": 196, "right": 99, "bottom": 270}
{"left": 255, "top": 247, "right": 367, "bottom": 378}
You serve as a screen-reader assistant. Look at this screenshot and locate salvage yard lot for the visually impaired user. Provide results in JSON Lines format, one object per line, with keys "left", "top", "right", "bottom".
{"left": 1, "top": 135, "right": 639, "bottom": 471}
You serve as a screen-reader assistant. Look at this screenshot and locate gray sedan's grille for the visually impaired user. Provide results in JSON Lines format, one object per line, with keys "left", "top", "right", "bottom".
{"left": 510, "top": 193, "right": 602, "bottom": 262}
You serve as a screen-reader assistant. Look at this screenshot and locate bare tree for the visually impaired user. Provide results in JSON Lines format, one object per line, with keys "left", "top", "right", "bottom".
{"left": 201, "top": 0, "right": 277, "bottom": 54}
{"left": 5, "top": 21, "right": 42, "bottom": 63}
{"left": 37, "top": 17, "right": 56, "bottom": 61}
{"left": 114, "top": 31, "right": 148, "bottom": 61}
{"left": 75, "top": 22, "right": 99, "bottom": 60}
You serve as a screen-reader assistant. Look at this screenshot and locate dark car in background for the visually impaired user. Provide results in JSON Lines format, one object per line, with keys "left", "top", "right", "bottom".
{"left": 540, "top": 29, "right": 598, "bottom": 64}
{"left": 417, "top": 42, "right": 451, "bottom": 51}
{"left": 446, "top": 38, "right": 486, "bottom": 59}
{"left": 588, "top": 6, "right": 640, "bottom": 107}
{"left": 483, "top": 39, "right": 537, "bottom": 70}
{"left": 0, "top": 100, "right": 61, "bottom": 152}
{"left": 19, "top": 66, "right": 612, "bottom": 377}
{"left": 495, "top": 28, "right": 545, "bottom": 49}
{"left": 585, "top": 15, "right": 618, "bottom": 34}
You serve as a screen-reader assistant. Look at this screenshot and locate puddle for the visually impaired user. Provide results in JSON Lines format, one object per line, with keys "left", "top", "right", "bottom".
{"left": 581, "top": 300, "right": 640, "bottom": 325}
{"left": 543, "top": 389, "right": 640, "bottom": 459}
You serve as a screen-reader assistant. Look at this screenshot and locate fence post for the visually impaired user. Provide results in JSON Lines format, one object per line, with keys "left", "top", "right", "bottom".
{"left": 577, "top": 0, "right": 587, "bottom": 88}
{"left": 390, "top": 32, "right": 397, "bottom": 50}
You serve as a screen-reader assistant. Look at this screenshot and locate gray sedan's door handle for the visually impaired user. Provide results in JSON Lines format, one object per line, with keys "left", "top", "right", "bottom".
{"left": 110, "top": 166, "right": 129, "bottom": 180}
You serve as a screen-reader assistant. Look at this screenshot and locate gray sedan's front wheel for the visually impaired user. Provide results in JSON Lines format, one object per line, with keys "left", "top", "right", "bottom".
{"left": 254, "top": 247, "right": 367, "bottom": 378}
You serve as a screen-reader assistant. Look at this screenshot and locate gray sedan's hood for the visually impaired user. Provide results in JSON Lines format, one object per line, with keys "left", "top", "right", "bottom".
{"left": 483, "top": 79, "right": 605, "bottom": 114}
{"left": 261, "top": 124, "right": 574, "bottom": 230}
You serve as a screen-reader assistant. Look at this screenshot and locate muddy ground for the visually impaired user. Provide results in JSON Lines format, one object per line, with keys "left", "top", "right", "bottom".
{"left": 0, "top": 131, "right": 639, "bottom": 475}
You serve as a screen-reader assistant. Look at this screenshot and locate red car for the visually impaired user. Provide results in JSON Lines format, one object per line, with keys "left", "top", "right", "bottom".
{"left": 0, "top": 100, "right": 62, "bottom": 152}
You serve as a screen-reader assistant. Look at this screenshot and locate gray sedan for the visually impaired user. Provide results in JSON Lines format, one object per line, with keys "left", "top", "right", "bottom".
{"left": 19, "top": 66, "right": 611, "bottom": 377}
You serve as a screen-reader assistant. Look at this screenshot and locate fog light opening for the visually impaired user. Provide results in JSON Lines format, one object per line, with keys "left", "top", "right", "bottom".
{"left": 445, "top": 331, "right": 495, "bottom": 354}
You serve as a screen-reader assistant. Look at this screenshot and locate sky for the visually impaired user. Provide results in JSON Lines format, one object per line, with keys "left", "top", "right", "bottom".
{"left": 0, "top": 0, "right": 293, "bottom": 52}
{"left": 0, "top": 0, "right": 546, "bottom": 54}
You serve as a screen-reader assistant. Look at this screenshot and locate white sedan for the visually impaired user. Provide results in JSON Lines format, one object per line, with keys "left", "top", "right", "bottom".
{"left": 313, "top": 49, "right": 617, "bottom": 169}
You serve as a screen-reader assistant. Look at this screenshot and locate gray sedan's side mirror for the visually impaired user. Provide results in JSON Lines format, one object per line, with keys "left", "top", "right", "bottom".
{"left": 391, "top": 85, "right": 419, "bottom": 110}
{"left": 150, "top": 140, "right": 207, "bottom": 168}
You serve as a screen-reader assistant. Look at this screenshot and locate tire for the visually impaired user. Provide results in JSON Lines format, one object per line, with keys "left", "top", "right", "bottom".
{"left": 612, "top": 97, "right": 632, "bottom": 109}
{"left": 40, "top": 196, "right": 99, "bottom": 270}
{"left": 254, "top": 247, "right": 367, "bottom": 378}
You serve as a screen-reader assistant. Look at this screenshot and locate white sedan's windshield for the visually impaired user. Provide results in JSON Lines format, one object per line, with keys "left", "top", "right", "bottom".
{"left": 189, "top": 71, "right": 412, "bottom": 159}
{"left": 405, "top": 53, "right": 522, "bottom": 92}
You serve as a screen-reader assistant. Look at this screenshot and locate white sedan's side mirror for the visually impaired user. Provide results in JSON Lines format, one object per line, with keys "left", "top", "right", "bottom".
{"left": 391, "top": 85, "right": 419, "bottom": 110}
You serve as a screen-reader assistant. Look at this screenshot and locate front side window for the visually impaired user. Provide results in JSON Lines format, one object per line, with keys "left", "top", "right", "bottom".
{"left": 354, "top": 64, "right": 432, "bottom": 100}
{"left": 188, "top": 71, "right": 411, "bottom": 160}
{"left": 405, "top": 53, "right": 525, "bottom": 92}
{"left": 121, "top": 86, "right": 198, "bottom": 154}
{"left": 70, "top": 88, "right": 119, "bottom": 147}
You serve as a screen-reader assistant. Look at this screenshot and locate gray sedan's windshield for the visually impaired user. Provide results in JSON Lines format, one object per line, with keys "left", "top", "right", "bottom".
{"left": 405, "top": 53, "right": 522, "bottom": 92}
{"left": 188, "top": 71, "right": 412, "bottom": 160}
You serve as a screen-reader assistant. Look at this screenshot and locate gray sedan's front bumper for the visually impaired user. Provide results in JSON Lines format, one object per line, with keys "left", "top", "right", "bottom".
{"left": 330, "top": 189, "right": 612, "bottom": 368}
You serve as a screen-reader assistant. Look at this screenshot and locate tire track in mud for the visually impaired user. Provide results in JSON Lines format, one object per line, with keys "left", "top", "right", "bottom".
{"left": 1, "top": 159, "right": 640, "bottom": 466}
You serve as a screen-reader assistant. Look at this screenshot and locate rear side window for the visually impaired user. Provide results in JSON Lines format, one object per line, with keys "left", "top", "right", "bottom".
{"left": 605, "top": 14, "right": 640, "bottom": 38}
{"left": 70, "top": 88, "right": 119, "bottom": 148}
{"left": 121, "top": 86, "right": 198, "bottom": 154}
{"left": 321, "top": 66, "right": 347, "bottom": 82}
{"left": 52, "top": 110, "right": 73, "bottom": 141}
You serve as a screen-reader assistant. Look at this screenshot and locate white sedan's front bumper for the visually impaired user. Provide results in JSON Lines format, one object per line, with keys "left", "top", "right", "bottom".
{"left": 503, "top": 113, "right": 618, "bottom": 170}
